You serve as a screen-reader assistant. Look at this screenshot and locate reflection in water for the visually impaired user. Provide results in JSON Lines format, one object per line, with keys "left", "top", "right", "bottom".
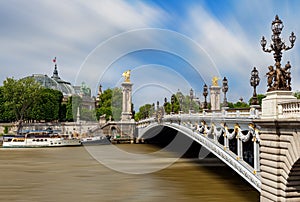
{"left": 0, "top": 145, "right": 259, "bottom": 202}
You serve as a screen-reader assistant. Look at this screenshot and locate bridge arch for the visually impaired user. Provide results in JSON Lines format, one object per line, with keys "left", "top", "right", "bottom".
{"left": 283, "top": 132, "right": 300, "bottom": 199}
{"left": 286, "top": 159, "right": 300, "bottom": 198}
{"left": 138, "top": 121, "right": 261, "bottom": 191}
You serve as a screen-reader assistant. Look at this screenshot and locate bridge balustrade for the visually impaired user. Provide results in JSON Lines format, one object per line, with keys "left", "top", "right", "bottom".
{"left": 136, "top": 112, "right": 261, "bottom": 191}
{"left": 278, "top": 99, "right": 300, "bottom": 119}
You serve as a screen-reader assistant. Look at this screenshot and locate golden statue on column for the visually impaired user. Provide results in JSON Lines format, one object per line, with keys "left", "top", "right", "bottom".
{"left": 212, "top": 76, "right": 220, "bottom": 86}
{"left": 122, "top": 70, "right": 131, "bottom": 82}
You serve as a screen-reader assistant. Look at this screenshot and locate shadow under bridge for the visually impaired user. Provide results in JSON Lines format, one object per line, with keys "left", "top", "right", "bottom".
{"left": 136, "top": 116, "right": 261, "bottom": 192}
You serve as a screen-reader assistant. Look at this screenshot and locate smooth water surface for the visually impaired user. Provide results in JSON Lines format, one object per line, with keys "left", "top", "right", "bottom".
{"left": 0, "top": 144, "right": 259, "bottom": 202}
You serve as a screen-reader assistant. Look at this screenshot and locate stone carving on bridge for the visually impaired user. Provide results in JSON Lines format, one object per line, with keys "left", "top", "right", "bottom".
{"left": 265, "top": 61, "right": 292, "bottom": 91}
{"left": 175, "top": 120, "right": 261, "bottom": 190}
{"left": 155, "top": 107, "right": 164, "bottom": 123}
{"left": 136, "top": 116, "right": 261, "bottom": 191}
{"left": 122, "top": 70, "right": 131, "bottom": 82}
{"left": 261, "top": 15, "right": 296, "bottom": 91}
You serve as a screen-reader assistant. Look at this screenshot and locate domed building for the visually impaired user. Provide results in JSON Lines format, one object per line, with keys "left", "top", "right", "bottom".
{"left": 26, "top": 63, "right": 95, "bottom": 110}
{"left": 50, "top": 64, "right": 76, "bottom": 96}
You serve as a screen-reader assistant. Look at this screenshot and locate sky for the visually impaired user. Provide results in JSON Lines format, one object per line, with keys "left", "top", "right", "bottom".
{"left": 1, "top": 0, "right": 300, "bottom": 109}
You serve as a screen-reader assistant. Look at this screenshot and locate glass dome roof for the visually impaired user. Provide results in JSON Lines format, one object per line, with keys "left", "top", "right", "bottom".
{"left": 28, "top": 74, "right": 75, "bottom": 96}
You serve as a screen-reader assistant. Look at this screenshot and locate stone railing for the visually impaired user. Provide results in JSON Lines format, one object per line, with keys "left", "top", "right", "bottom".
{"left": 136, "top": 116, "right": 261, "bottom": 191}
{"left": 278, "top": 99, "right": 300, "bottom": 119}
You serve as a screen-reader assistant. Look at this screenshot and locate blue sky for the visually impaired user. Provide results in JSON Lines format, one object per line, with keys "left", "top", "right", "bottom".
{"left": 1, "top": 0, "right": 300, "bottom": 109}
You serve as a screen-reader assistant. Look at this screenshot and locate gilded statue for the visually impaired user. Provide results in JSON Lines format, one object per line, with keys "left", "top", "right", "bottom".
{"left": 122, "top": 70, "right": 131, "bottom": 82}
{"left": 212, "top": 76, "right": 220, "bottom": 86}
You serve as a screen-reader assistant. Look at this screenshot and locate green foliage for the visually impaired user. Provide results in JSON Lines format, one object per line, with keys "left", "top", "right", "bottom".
{"left": 0, "top": 77, "right": 98, "bottom": 124}
{"left": 29, "top": 88, "right": 63, "bottom": 121}
{"left": 80, "top": 107, "right": 97, "bottom": 121}
{"left": 134, "top": 104, "right": 154, "bottom": 121}
{"left": 227, "top": 102, "right": 234, "bottom": 109}
{"left": 233, "top": 101, "right": 249, "bottom": 108}
{"left": 59, "top": 103, "right": 67, "bottom": 122}
{"left": 0, "top": 86, "right": 15, "bottom": 122}
{"left": 166, "top": 92, "right": 199, "bottom": 114}
{"left": 294, "top": 91, "right": 300, "bottom": 99}
{"left": 228, "top": 101, "right": 249, "bottom": 109}
{"left": 248, "top": 94, "right": 266, "bottom": 106}
{"left": 4, "top": 126, "right": 9, "bottom": 134}
{"left": 2, "top": 77, "right": 43, "bottom": 132}
{"left": 96, "top": 88, "right": 122, "bottom": 121}
{"left": 163, "top": 102, "right": 172, "bottom": 114}
{"left": 65, "top": 96, "right": 82, "bottom": 122}
{"left": 0, "top": 78, "right": 67, "bottom": 124}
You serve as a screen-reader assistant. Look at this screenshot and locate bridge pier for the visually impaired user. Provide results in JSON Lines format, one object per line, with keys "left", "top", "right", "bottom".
{"left": 254, "top": 119, "right": 300, "bottom": 201}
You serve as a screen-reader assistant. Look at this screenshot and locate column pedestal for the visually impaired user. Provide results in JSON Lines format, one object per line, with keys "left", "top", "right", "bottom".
{"left": 210, "top": 86, "right": 221, "bottom": 111}
{"left": 261, "top": 90, "right": 296, "bottom": 119}
{"left": 121, "top": 82, "right": 133, "bottom": 121}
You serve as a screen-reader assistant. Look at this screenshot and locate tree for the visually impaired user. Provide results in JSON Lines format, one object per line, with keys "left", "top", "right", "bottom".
{"left": 248, "top": 94, "right": 266, "bottom": 106}
{"left": 0, "top": 86, "right": 15, "bottom": 122}
{"left": 294, "top": 91, "right": 300, "bottom": 99}
{"left": 170, "top": 92, "right": 199, "bottom": 114}
{"left": 29, "top": 88, "right": 63, "bottom": 122}
{"left": 96, "top": 88, "right": 122, "bottom": 121}
{"left": 134, "top": 104, "right": 154, "bottom": 121}
{"left": 164, "top": 102, "right": 172, "bottom": 114}
{"left": 2, "top": 77, "right": 43, "bottom": 133}
{"left": 233, "top": 101, "right": 249, "bottom": 108}
{"left": 80, "top": 108, "right": 96, "bottom": 121}
{"left": 59, "top": 103, "right": 67, "bottom": 122}
{"left": 66, "top": 96, "right": 82, "bottom": 122}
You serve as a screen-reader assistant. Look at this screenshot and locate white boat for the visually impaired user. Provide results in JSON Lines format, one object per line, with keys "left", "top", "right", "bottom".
{"left": 81, "top": 135, "right": 110, "bottom": 145}
{"left": 2, "top": 132, "right": 81, "bottom": 148}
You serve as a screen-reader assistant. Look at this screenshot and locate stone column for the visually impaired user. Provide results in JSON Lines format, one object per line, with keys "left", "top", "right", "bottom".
{"left": 121, "top": 82, "right": 133, "bottom": 121}
{"left": 210, "top": 85, "right": 221, "bottom": 111}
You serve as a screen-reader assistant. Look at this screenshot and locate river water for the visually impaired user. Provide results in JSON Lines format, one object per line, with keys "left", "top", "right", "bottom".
{"left": 0, "top": 144, "right": 259, "bottom": 202}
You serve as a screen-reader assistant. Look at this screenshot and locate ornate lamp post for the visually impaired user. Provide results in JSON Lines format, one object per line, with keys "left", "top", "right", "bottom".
{"left": 261, "top": 15, "right": 296, "bottom": 91}
{"left": 151, "top": 103, "right": 155, "bottom": 117}
{"left": 222, "top": 77, "right": 228, "bottom": 107}
{"left": 171, "top": 95, "right": 175, "bottom": 113}
{"left": 189, "top": 88, "right": 194, "bottom": 111}
{"left": 203, "top": 84, "right": 208, "bottom": 109}
{"left": 250, "top": 67, "right": 260, "bottom": 105}
{"left": 178, "top": 92, "right": 183, "bottom": 112}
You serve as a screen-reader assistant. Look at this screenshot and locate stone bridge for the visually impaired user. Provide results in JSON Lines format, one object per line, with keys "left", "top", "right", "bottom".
{"left": 135, "top": 100, "right": 300, "bottom": 201}
{"left": 136, "top": 112, "right": 261, "bottom": 191}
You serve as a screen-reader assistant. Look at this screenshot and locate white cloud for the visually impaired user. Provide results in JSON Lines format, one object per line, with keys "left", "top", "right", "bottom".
{"left": 180, "top": 4, "right": 290, "bottom": 102}
{"left": 0, "top": 0, "right": 168, "bottom": 85}
{"left": 2, "top": 0, "right": 300, "bottom": 108}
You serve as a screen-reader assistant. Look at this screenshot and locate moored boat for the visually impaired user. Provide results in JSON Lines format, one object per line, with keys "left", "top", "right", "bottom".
{"left": 81, "top": 135, "right": 110, "bottom": 145}
{"left": 2, "top": 131, "right": 81, "bottom": 148}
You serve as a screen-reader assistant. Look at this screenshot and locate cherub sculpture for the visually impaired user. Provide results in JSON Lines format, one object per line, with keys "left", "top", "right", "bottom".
{"left": 266, "top": 65, "right": 275, "bottom": 91}
{"left": 284, "top": 61, "right": 292, "bottom": 90}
